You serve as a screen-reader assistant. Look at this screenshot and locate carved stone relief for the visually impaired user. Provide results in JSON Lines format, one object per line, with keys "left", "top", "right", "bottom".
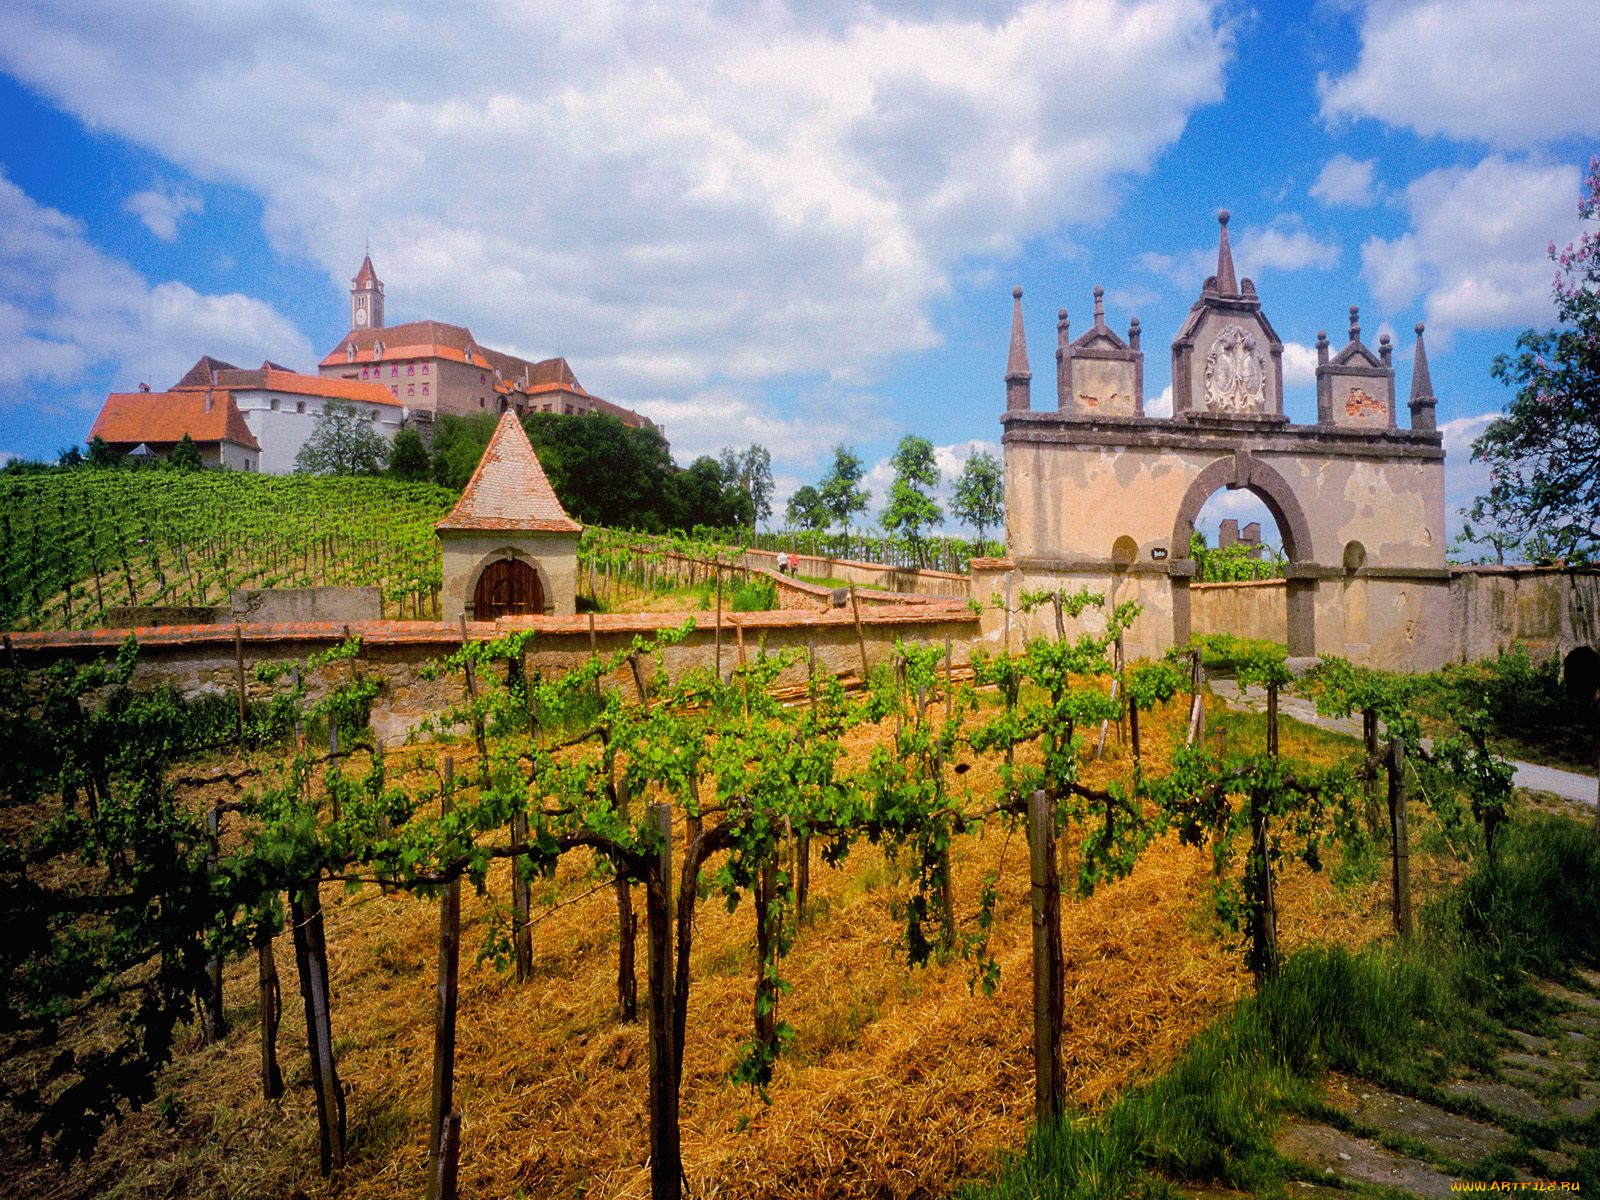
{"left": 1202, "top": 324, "right": 1267, "bottom": 414}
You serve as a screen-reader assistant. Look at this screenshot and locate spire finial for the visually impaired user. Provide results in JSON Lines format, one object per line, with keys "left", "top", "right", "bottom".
{"left": 1348, "top": 305, "right": 1361, "bottom": 344}
{"left": 1408, "top": 322, "right": 1437, "bottom": 432}
{"left": 1092, "top": 285, "right": 1106, "bottom": 327}
{"left": 1215, "top": 209, "right": 1238, "bottom": 295}
{"left": 1057, "top": 307, "right": 1069, "bottom": 348}
{"left": 1128, "top": 316, "right": 1141, "bottom": 350}
{"left": 1005, "top": 286, "right": 1032, "bottom": 411}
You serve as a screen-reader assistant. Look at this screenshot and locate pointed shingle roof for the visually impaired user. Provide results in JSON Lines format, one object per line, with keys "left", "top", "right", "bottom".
{"left": 352, "top": 254, "right": 380, "bottom": 287}
{"left": 436, "top": 410, "right": 581, "bottom": 534}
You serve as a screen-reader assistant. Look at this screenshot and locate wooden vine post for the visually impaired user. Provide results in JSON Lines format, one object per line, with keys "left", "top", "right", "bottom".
{"left": 1027, "top": 788, "right": 1064, "bottom": 1125}
{"left": 643, "top": 803, "right": 680, "bottom": 1200}
{"left": 1362, "top": 707, "right": 1382, "bottom": 833}
{"left": 1249, "top": 682, "right": 1281, "bottom": 986}
{"left": 427, "top": 756, "right": 462, "bottom": 1200}
{"left": 1387, "top": 738, "right": 1413, "bottom": 940}
{"left": 256, "top": 923, "right": 284, "bottom": 1100}
{"left": 233, "top": 624, "right": 248, "bottom": 743}
{"left": 202, "top": 806, "right": 228, "bottom": 1043}
{"left": 289, "top": 879, "right": 345, "bottom": 1174}
{"left": 848, "top": 585, "right": 870, "bottom": 682}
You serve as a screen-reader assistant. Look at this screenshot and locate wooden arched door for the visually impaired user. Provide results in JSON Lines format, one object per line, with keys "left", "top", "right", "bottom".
{"left": 473, "top": 558, "right": 543, "bottom": 620}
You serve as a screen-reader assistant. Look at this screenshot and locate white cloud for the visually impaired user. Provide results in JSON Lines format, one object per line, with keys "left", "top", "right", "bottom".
{"left": 633, "top": 386, "right": 880, "bottom": 469}
{"left": 1138, "top": 219, "right": 1338, "bottom": 288}
{"left": 1310, "top": 154, "right": 1377, "bottom": 207}
{"left": 1320, "top": 0, "right": 1600, "bottom": 148}
{"left": 1146, "top": 384, "right": 1173, "bottom": 417}
{"left": 1360, "top": 156, "right": 1579, "bottom": 332}
{"left": 0, "top": 0, "right": 1234, "bottom": 417}
{"left": 1280, "top": 341, "right": 1319, "bottom": 388}
{"left": 0, "top": 170, "right": 312, "bottom": 433}
{"left": 123, "top": 181, "right": 203, "bottom": 241}
{"left": 1439, "top": 411, "right": 1499, "bottom": 535}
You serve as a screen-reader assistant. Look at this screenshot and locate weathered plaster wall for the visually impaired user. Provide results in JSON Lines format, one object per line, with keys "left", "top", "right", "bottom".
{"left": 439, "top": 532, "right": 578, "bottom": 618}
{"left": 9, "top": 605, "right": 977, "bottom": 744}
{"left": 1191, "top": 580, "right": 1286, "bottom": 642}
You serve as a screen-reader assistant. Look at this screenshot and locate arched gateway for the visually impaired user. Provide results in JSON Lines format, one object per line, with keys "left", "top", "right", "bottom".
{"left": 998, "top": 212, "right": 1451, "bottom": 668}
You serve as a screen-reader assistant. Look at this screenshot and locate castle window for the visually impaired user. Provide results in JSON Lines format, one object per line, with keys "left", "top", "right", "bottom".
{"left": 370, "top": 410, "right": 379, "bottom": 421}
{"left": 421, "top": 383, "right": 429, "bottom": 395}
{"left": 296, "top": 401, "right": 306, "bottom": 414}
{"left": 407, "top": 365, "right": 415, "bottom": 376}
{"left": 391, "top": 366, "right": 399, "bottom": 378}
{"left": 480, "top": 373, "right": 487, "bottom": 384}
{"left": 360, "top": 368, "right": 368, "bottom": 379}
{"left": 391, "top": 386, "right": 398, "bottom": 396}
{"left": 270, "top": 398, "right": 280, "bottom": 412}
{"left": 421, "top": 364, "right": 428, "bottom": 375}
{"left": 479, "top": 397, "right": 485, "bottom": 407}
{"left": 407, "top": 384, "right": 415, "bottom": 396}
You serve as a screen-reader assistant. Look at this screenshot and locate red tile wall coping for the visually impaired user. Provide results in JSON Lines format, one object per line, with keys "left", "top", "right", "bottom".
{"left": 4, "top": 602, "right": 976, "bottom": 655}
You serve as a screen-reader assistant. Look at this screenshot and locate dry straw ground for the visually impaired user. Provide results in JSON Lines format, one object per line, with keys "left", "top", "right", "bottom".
{"left": 4, "top": 695, "right": 1405, "bottom": 1200}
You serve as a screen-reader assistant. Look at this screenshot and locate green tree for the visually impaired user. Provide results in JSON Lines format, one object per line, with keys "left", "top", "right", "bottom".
{"left": 524, "top": 411, "right": 679, "bottom": 531}
{"left": 668, "top": 455, "right": 754, "bottom": 529}
{"left": 293, "top": 399, "right": 387, "bottom": 476}
{"left": 719, "top": 444, "right": 774, "bottom": 527}
{"left": 818, "top": 444, "right": 870, "bottom": 537}
{"left": 87, "top": 435, "right": 118, "bottom": 468}
{"left": 168, "top": 433, "right": 204, "bottom": 471}
{"left": 880, "top": 434, "right": 943, "bottom": 566}
{"left": 387, "top": 426, "right": 431, "bottom": 481}
{"left": 785, "top": 484, "right": 830, "bottom": 531}
{"left": 429, "top": 413, "right": 500, "bottom": 490}
{"left": 56, "top": 445, "right": 84, "bottom": 468}
{"left": 951, "top": 449, "right": 1003, "bottom": 549}
{"left": 1470, "top": 155, "right": 1600, "bottom": 563}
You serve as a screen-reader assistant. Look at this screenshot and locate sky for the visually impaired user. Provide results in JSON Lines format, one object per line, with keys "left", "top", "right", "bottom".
{"left": 1, "top": 0, "right": 1597, "bottom": 550}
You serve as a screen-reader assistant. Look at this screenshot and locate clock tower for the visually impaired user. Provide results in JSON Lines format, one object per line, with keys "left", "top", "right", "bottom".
{"left": 350, "top": 254, "right": 385, "bottom": 331}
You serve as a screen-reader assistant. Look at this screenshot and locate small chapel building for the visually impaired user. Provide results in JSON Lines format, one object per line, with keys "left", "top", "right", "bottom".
{"left": 436, "top": 410, "right": 581, "bottom": 620}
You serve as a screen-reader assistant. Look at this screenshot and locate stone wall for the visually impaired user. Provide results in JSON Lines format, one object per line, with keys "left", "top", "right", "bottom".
{"left": 1190, "top": 579, "right": 1287, "bottom": 643}
{"left": 8, "top": 603, "right": 977, "bottom": 745}
{"left": 741, "top": 548, "right": 969, "bottom": 599}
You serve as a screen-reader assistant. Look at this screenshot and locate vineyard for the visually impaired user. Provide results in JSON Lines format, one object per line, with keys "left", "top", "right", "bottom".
{"left": 0, "top": 471, "right": 457, "bottom": 629}
{"left": 0, "top": 584, "right": 1542, "bottom": 1200}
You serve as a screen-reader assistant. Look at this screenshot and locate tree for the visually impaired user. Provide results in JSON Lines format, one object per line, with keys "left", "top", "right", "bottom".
{"left": 951, "top": 450, "right": 1004, "bottom": 550}
{"left": 429, "top": 413, "right": 500, "bottom": 490}
{"left": 56, "top": 445, "right": 84, "bottom": 468}
{"left": 388, "top": 426, "right": 431, "bottom": 481}
{"left": 168, "top": 433, "right": 203, "bottom": 471}
{"left": 667, "top": 455, "right": 753, "bottom": 529}
{"left": 1470, "top": 155, "right": 1600, "bottom": 563}
{"left": 785, "top": 484, "right": 830, "bottom": 531}
{"left": 524, "top": 411, "right": 679, "bottom": 531}
{"left": 880, "top": 434, "right": 943, "bottom": 566}
{"left": 87, "top": 436, "right": 118, "bottom": 469}
{"left": 718, "top": 445, "right": 774, "bottom": 527}
{"left": 293, "top": 399, "right": 387, "bottom": 476}
{"left": 818, "top": 445, "right": 870, "bottom": 537}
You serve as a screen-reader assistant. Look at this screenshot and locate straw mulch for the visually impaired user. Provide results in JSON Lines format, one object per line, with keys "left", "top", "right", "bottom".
{"left": 2, "top": 698, "right": 1403, "bottom": 1200}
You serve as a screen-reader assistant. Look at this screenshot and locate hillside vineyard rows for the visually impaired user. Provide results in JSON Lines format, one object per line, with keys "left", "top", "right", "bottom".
{"left": 0, "top": 473, "right": 458, "bottom": 629}
{"left": 0, "top": 584, "right": 1518, "bottom": 1199}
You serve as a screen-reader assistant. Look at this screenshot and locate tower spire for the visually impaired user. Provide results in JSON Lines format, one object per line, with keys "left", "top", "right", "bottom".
{"left": 1005, "top": 286, "right": 1032, "bottom": 412}
{"left": 1408, "top": 322, "right": 1437, "bottom": 432}
{"left": 1215, "top": 209, "right": 1238, "bottom": 295}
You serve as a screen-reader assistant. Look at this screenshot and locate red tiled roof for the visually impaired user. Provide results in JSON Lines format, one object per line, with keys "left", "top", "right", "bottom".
{"left": 321, "top": 322, "right": 580, "bottom": 385}
{"left": 210, "top": 366, "right": 401, "bottom": 406}
{"left": 436, "top": 410, "right": 581, "bottom": 534}
{"left": 172, "top": 355, "right": 242, "bottom": 390}
{"left": 352, "top": 255, "right": 380, "bottom": 287}
{"left": 91, "top": 391, "right": 261, "bottom": 452}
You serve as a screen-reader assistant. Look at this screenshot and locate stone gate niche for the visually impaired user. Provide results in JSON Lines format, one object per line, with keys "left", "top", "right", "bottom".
{"left": 999, "top": 211, "right": 1451, "bottom": 668}
{"left": 437, "top": 410, "right": 581, "bottom": 620}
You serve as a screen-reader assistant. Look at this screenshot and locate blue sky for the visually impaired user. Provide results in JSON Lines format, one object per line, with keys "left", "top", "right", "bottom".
{"left": 2, "top": 0, "right": 1596, "bottom": 551}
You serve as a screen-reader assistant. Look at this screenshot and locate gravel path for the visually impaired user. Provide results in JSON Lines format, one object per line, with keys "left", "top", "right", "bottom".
{"left": 1207, "top": 679, "right": 1598, "bottom": 809}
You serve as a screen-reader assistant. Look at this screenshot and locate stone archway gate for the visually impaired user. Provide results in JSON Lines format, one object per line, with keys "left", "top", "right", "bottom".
{"left": 997, "top": 213, "right": 1452, "bottom": 670}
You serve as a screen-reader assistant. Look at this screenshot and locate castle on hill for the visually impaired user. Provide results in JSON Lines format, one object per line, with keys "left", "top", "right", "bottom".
{"left": 87, "top": 255, "right": 654, "bottom": 473}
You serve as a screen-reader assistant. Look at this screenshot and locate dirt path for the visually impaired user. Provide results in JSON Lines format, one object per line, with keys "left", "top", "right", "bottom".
{"left": 1208, "top": 679, "right": 1599, "bottom": 810}
{"left": 1271, "top": 969, "right": 1600, "bottom": 1196}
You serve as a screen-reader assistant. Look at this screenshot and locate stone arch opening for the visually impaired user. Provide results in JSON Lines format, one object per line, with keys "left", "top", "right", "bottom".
{"left": 1111, "top": 535, "right": 1139, "bottom": 568}
{"left": 467, "top": 550, "right": 549, "bottom": 620}
{"left": 1170, "top": 455, "right": 1316, "bottom": 657}
{"left": 1563, "top": 645, "right": 1600, "bottom": 708}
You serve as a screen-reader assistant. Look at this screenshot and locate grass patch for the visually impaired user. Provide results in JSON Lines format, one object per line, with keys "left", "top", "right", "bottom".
{"left": 959, "top": 811, "right": 1600, "bottom": 1200}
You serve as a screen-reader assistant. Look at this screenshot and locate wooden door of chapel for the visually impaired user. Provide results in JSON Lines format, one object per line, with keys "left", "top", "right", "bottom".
{"left": 473, "top": 558, "right": 543, "bottom": 620}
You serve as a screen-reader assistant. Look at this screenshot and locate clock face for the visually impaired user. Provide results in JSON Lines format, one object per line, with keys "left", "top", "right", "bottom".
{"left": 354, "top": 305, "right": 369, "bottom": 327}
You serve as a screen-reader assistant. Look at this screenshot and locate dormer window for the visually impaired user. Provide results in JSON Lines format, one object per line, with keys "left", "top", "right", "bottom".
{"left": 346, "top": 343, "right": 356, "bottom": 362}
